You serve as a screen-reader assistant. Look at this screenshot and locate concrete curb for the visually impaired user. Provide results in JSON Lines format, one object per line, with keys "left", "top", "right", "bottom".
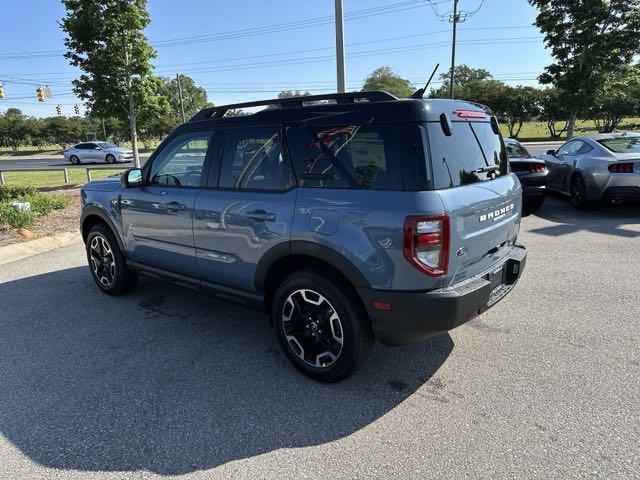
{"left": 0, "top": 231, "right": 82, "bottom": 266}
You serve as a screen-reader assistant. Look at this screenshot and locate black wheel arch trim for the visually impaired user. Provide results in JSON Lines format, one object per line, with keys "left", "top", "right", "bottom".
{"left": 80, "top": 206, "right": 125, "bottom": 252}
{"left": 254, "top": 240, "right": 372, "bottom": 293}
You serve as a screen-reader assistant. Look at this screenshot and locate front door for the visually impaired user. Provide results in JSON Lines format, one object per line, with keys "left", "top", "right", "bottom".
{"left": 548, "top": 140, "right": 582, "bottom": 192}
{"left": 193, "top": 127, "right": 296, "bottom": 292}
{"left": 121, "top": 130, "right": 213, "bottom": 278}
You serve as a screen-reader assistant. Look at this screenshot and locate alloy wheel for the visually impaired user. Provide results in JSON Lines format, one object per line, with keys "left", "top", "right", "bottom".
{"left": 282, "top": 289, "right": 344, "bottom": 368}
{"left": 89, "top": 235, "right": 116, "bottom": 287}
{"left": 571, "top": 176, "right": 586, "bottom": 207}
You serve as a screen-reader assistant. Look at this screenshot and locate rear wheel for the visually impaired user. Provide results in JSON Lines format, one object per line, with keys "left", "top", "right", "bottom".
{"left": 106, "top": 154, "right": 116, "bottom": 164}
{"left": 570, "top": 174, "right": 591, "bottom": 209}
{"left": 272, "top": 269, "right": 374, "bottom": 382}
{"left": 86, "top": 224, "right": 138, "bottom": 295}
{"left": 70, "top": 155, "right": 80, "bottom": 165}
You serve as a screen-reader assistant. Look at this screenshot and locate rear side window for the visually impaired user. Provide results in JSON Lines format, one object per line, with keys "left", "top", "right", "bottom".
{"left": 219, "top": 127, "right": 294, "bottom": 191}
{"left": 286, "top": 124, "right": 420, "bottom": 190}
{"left": 427, "top": 121, "right": 508, "bottom": 189}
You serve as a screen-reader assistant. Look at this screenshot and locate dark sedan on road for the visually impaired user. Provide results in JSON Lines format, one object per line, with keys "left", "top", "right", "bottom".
{"left": 504, "top": 138, "right": 547, "bottom": 211}
{"left": 539, "top": 133, "right": 640, "bottom": 208}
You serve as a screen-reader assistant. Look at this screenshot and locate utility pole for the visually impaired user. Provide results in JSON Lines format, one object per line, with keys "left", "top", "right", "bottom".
{"left": 448, "top": 0, "right": 459, "bottom": 99}
{"left": 176, "top": 73, "right": 186, "bottom": 123}
{"left": 335, "top": 0, "right": 346, "bottom": 93}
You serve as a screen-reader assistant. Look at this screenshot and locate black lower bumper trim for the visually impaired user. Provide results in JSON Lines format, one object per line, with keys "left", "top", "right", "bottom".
{"left": 359, "top": 245, "right": 527, "bottom": 346}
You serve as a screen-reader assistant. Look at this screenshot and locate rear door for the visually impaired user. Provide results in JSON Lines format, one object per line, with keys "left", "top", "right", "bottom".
{"left": 120, "top": 130, "right": 213, "bottom": 277}
{"left": 193, "top": 126, "right": 296, "bottom": 292}
{"left": 426, "top": 118, "right": 521, "bottom": 284}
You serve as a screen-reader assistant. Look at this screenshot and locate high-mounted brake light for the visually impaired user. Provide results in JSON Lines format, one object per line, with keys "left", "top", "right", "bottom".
{"left": 454, "top": 109, "right": 486, "bottom": 119}
{"left": 609, "top": 163, "right": 634, "bottom": 173}
{"left": 403, "top": 214, "right": 450, "bottom": 277}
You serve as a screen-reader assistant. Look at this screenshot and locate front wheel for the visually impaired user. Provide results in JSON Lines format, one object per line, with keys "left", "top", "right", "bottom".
{"left": 272, "top": 269, "right": 374, "bottom": 382}
{"left": 86, "top": 224, "right": 138, "bottom": 295}
{"left": 106, "top": 154, "right": 116, "bottom": 164}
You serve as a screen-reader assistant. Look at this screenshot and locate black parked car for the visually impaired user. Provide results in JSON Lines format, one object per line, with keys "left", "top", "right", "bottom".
{"left": 504, "top": 138, "right": 547, "bottom": 211}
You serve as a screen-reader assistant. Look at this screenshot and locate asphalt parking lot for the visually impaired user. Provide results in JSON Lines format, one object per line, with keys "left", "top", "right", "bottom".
{"left": 0, "top": 194, "right": 638, "bottom": 479}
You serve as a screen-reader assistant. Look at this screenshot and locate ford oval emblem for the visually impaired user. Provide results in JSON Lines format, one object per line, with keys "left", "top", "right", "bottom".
{"left": 456, "top": 247, "right": 468, "bottom": 257}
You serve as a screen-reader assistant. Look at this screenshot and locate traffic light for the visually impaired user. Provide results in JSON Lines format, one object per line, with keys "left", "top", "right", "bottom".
{"left": 56, "top": 104, "right": 62, "bottom": 116}
{"left": 74, "top": 104, "right": 80, "bottom": 115}
{"left": 0, "top": 82, "right": 4, "bottom": 99}
{"left": 36, "top": 86, "right": 46, "bottom": 102}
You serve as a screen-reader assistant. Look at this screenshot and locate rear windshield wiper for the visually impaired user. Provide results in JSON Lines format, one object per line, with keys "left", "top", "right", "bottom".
{"left": 473, "top": 165, "right": 500, "bottom": 174}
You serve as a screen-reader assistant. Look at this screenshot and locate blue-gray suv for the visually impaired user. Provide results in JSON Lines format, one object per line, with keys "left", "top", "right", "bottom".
{"left": 80, "top": 91, "right": 527, "bottom": 382}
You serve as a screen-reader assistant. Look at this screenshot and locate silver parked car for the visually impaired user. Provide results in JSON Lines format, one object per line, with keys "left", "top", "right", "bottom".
{"left": 64, "top": 142, "right": 134, "bottom": 165}
{"left": 539, "top": 133, "right": 640, "bottom": 208}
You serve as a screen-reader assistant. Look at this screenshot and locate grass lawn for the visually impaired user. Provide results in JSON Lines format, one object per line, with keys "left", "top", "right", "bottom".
{"left": 501, "top": 117, "right": 640, "bottom": 141}
{"left": 1, "top": 168, "right": 125, "bottom": 188}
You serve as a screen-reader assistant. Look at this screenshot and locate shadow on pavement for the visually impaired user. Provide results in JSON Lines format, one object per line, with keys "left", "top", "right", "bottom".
{"left": 528, "top": 194, "right": 640, "bottom": 238}
{"left": 0, "top": 266, "right": 452, "bottom": 475}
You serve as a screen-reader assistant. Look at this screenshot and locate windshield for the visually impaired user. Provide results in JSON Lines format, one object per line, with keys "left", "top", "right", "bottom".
{"left": 427, "top": 121, "right": 509, "bottom": 189}
{"left": 505, "top": 141, "right": 531, "bottom": 158}
{"left": 97, "top": 142, "right": 117, "bottom": 149}
{"left": 597, "top": 136, "right": 640, "bottom": 154}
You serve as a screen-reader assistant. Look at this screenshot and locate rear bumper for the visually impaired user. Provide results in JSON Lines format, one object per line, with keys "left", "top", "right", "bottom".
{"left": 601, "top": 186, "right": 640, "bottom": 203}
{"left": 358, "top": 244, "right": 527, "bottom": 346}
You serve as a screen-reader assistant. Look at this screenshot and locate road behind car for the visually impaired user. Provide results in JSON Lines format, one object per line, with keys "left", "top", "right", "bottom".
{"left": 0, "top": 196, "right": 638, "bottom": 479}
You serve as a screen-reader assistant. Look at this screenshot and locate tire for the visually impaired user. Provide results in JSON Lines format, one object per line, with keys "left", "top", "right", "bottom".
{"left": 86, "top": 224, "right": 138, "bottom": 295}
{"left": 272, "top": 269, "right": 374, "bottom": 382}
{"left": 106, "top": 154, "right": 116, "bottom": 164}
{"left": 525, "top": 195, "right": 545, "bottom": 212}
{"left": 70, "top": 155, "right": 81, "bottom": 165}
{"left": 570, "top": 174, "right": 591, "bottom": 209}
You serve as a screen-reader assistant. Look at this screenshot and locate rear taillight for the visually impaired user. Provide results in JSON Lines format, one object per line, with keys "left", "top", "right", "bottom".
{"left": 609, "top": 163, "right": 634, "bottom": 173}
{"left": 403, "top": 215, "right": 450, "bottom": 277}
{"left": 529, "top": 163, "right": 546, "bottom": 173}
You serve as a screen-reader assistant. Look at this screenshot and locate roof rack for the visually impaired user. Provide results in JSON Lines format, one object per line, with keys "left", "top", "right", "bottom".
{"left": 189, "top": 91, "right": 397, "bottom": 121}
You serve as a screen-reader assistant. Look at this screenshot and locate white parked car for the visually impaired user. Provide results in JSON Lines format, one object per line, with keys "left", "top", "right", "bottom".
{"left": 64, "top": 142, "right": 134, "bottom": 165}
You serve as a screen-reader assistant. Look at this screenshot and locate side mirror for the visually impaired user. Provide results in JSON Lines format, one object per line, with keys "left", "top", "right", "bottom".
{"left": 546, "top": 149, "right": 556, "bottom": 155}
{"left": 121, "top": 168, "right": 143, "bottom": 188}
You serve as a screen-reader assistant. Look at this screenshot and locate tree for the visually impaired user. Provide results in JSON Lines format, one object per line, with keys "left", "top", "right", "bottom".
{"left": 500, "top": 86, "right": 541, "bottom": 138}
{"left": 539, "top": 87, "right": 570, "bottom": 138}
{"left": 362, "top": 67, "right": 413, "bottom": 98}
{"left": 61, "top": 0, "right": 170, "bottom": 167}
{"left": 157, "top": 74, "right": 210, "bottom": 121}
{"left": 529, "top": 0, "right": 640, "bottom": 139}
{"left": 277, "top": 90, "right": 312, "bottom": 99}
{"left": 431, "top": 65, "right": 492, "bottom": 98}
{"left": 590, "top": 65, "right": 640, "bottom": 132}
{"left": 0, "top": 109, "right": 30, "bottom": 151}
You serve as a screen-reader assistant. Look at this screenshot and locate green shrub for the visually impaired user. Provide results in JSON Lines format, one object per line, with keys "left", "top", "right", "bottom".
{"left": 0, "top": 189, "right": 70, "bottom": 229}
{"left": 0, "top": 185, "right": 37, "bottom": 201}
{"left": 24, "top": 194, "right": 70, "bottom": 216}
{"left": 0, "top": 202, "right": 38, "bottom": 229}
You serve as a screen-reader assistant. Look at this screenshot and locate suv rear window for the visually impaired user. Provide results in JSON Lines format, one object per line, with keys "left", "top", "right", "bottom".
{"left": 427, "top": 121, "right": 508, "bottom": 189}
{"left": 286, "top": 124, "right": 422, "bottom": 190}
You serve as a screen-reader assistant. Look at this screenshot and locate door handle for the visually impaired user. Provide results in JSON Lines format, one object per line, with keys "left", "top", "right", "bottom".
{"left": 245, "top": 209, "right": 276, "bottom": 222}
{"left": 165, "top": 201, "right": 187, "bottom": 211}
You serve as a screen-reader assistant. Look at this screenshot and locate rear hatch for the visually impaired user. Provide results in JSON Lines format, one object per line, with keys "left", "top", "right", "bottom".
{"left": 425, "top": 107, "right": 522, "bottom": 286}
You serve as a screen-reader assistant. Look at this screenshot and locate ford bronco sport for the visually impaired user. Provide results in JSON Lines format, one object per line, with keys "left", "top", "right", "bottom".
{"left": 80, "top": 91, "right": 527, "bottom": 382}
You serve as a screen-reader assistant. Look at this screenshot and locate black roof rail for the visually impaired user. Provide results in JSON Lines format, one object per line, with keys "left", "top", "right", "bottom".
{"left": 189, "top": 90, "right": 398, "bottom": 121}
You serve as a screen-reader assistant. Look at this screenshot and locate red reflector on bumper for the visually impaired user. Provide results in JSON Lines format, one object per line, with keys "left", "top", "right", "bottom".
{"left": 373, "top": 301, "right": 392, "bottom": 311}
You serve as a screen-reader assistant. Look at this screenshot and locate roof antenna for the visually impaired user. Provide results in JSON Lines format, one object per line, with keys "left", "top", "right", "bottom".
{"left": 410, "top": 63, "right": 439, "bottom": 99}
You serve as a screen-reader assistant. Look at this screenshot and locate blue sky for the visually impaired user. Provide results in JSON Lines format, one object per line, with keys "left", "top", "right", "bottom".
{"left": 0, "top": 0, "right": 550, "bottom": 117}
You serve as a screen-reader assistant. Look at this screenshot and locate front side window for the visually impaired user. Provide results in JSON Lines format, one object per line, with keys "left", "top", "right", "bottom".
{"left": 219, "top": 127, "right": 294, "bottom": 191}
{"left": 148, "top": 131, "right": 211, "bottom": 187}
{"left": 286, "top": 124, "right": 411, "bottom": 190}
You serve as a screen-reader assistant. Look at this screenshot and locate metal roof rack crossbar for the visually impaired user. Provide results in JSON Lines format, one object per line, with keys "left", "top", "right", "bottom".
{"left": 189, "top": 90, "right": 397, "bottom": 121}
